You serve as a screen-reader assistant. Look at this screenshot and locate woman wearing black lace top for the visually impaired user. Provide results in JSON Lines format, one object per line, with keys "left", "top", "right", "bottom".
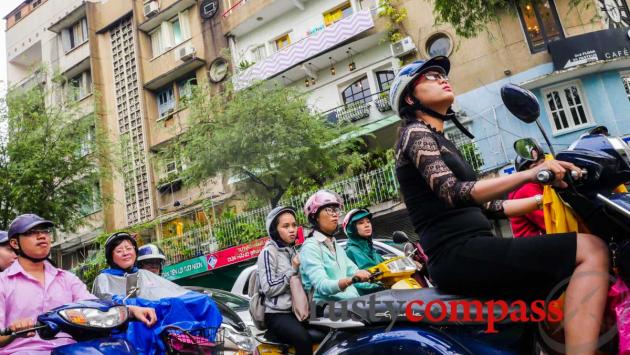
{"left": 389, "top": 56, "right": 608, "bottom": 354}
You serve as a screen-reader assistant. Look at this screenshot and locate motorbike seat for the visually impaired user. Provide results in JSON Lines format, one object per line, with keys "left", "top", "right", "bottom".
{"left": 322, "top": 287, "right": 532, "bottom": 326}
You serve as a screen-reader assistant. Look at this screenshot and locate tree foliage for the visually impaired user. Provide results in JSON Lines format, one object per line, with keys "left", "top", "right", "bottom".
{"left": 0, "top": 78, "right": 106, "bottom": 231}
{"left": 431, "top": 0, "right": 588, "bottom": 38}
{"left": 164, "top": 82, "right": 364, "bottom": 207}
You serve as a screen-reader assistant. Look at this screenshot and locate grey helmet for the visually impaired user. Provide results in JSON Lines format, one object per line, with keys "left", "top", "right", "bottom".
{"left": 265, "top": 206, "right": 297, "bottom": 237}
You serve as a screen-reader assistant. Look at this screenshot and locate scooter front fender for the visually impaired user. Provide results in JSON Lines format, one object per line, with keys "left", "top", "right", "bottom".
{"left": 52, "top": 338, "right": 137, "bottom": 355}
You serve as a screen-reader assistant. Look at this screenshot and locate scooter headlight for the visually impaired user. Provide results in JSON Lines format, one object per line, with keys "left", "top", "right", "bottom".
{"left": 385, "top": 257, "right": 417, "bottom": 272}
{"left": 59, "top": 306, "right": 128, "bottom": 328}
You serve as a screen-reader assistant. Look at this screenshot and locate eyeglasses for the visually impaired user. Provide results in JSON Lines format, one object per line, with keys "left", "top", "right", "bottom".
{"left": 23, "top": 228, "right": 52, "bottom": 237}
{"left": 421, "top": 72, "right": 449, "bottom": 82}
{"left": 322, "top": 206, "right": 342, "bottom": 216}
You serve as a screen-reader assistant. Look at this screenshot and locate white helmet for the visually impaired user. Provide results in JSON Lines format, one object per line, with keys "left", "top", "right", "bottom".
{"left": 389, "top": 56, "right": 450, "bottom": 115}
{"left": 137, "top": 244, "right": 166, "bottom": 262}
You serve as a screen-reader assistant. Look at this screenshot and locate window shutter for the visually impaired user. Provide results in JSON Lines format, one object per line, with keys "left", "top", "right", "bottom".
{"left": 61, "top": 29, "right": 71, "bottom": 52}
{"left": 81, "top": 18, "right": 88, "bottom": 42}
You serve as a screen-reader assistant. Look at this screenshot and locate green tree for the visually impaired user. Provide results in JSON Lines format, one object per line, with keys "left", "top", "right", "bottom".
{"left": 431, "top": 0, "right": 589, "bottom": 38}
{"left": 0, "top": 78, "right": 107, "bottom": 231}
{"left": 165, "top": 82, "right": 364, "bottom": 207}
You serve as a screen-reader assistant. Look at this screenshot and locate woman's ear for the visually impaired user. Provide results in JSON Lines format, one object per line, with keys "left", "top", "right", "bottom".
{"left": 9, "top": 238, "right": 19, "bottom": 251}
{"left": 404, "top": 95, "right": 414, "bottom": 106}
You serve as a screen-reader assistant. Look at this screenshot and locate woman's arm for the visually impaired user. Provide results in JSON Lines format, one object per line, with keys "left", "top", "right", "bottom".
{"left": 399, "top": 125, "right": 580, "bottom": 206}
{"left": 256, "top": 249, "right": 294, "bottom": 298}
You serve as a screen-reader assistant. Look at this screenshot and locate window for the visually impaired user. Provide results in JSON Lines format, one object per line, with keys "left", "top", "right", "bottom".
{"left": 251, "top": 45, "right": 266, "bottom": 62}
{"left": 621, "top": 72, "right": 630, "bottom": 101}
{"left": 517, "top": 1, "right": 564, "bottom": 53}
{"left": 150, "top": 28, "right": 163, "bottom": 57}
{"left": 150, "top": 11, "right": 191, "bottom": 57}
{"left": 171, "top": 17, "right": 183, "bottom": 44}
{"left": 79, "top": 124, "right": 96, "bottom": 157}
{"left": 67, "top": 71, "right": 92, "bottom": 101}
{"left": 62, "top": 17, "right": 88, "bottom": 52}
{"left": 177, "top": 76, "right": 198, "bottom": 101}
{"left": 426, "top": 33, "right": 452, "bottom": 57}
{"left": 323, "top": 2, "right": 353, "bottom": 26}
{"left": 80, "top": 181, "right": 102, "bottom": 216}
{"left": 376, "top": 70, "right": 395, "bottom": 91}
{"left": 157, "top": 86, "right": 175, "bottom": 118}
{"left": 14, "top": 10, "right": 21, "bottom": 21}
{"left": 542, "top": 81, "right": 593, "bottom": 134}
{"left": 274, "top": 34, "right": 291, "bottom": 51}
{"left": 342, "top": 76, "right": 372, "bottom": 104}
{"left": 33, "top": 0, "right": 41, "bottom": 8}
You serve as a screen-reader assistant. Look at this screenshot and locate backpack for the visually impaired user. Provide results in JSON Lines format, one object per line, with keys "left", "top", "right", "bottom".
{"left": 248, "top": 270, "right": 267, "bottom": 330}
{"left": 248, "top": 246, "right": 278, "bottom": 330}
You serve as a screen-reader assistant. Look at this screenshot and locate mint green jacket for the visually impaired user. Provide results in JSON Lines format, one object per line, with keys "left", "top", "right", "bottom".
{"left": 299, "top": 231, "right": 361, "bottom": 303}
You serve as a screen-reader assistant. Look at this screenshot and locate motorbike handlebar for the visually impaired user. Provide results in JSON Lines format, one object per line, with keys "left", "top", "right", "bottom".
{"left": 536, "top": 169, "right": 587, "bottom": 184}
{"left": 0, "top": 324, "right": 46, "bottom": 337}
{"left": 352, "top": 271, "right": 384, "bottom": 284}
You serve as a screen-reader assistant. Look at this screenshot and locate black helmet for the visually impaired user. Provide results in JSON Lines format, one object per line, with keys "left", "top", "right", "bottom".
{"left": 104, "top": 232, "right": 138, "bottom": 268}
{"left": 514, "top": 143, "right": 545, "bottom": 172}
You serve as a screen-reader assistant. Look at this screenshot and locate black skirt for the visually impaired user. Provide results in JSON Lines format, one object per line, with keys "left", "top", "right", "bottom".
{"left": 427, "top": 233, "right": 577, "bottom": 301}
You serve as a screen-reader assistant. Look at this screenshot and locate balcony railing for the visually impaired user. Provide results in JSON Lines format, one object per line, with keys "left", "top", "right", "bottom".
{"left": 234, "top": 10, "right": 375, "bottom": 89}
{"left": 156, "top": 164, "right": 400, "bottom": 265}
{"left": 322, "top": 90, "right": 391, "bottom": 124}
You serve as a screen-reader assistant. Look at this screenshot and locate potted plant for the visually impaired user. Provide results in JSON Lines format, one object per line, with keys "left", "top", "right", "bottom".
{"left": 375, "top": 92, "right": 392, "bottom": 112}
{"left": 339, "top": 101, "right": 370, "bottom": 122}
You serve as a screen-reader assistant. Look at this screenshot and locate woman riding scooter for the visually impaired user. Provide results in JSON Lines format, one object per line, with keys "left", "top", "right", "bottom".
{"left": 390, "top": 55, "right": 609, "bottom": 354}
{"left": 299, "top": 190, "right": 371, "bottom": 305}
{"left": 343, "top": 208, "right": 385, "bottom": 295}
{"left": 92, "top": 233, "right": 222, "bottom": 354}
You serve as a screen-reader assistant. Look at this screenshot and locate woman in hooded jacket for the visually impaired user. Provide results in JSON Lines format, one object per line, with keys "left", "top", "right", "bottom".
{"left": 256, "top": 206, "right": 313, "bottom": 355}
{"left": 343, "top": 208, "right": 385, "bottom": 295}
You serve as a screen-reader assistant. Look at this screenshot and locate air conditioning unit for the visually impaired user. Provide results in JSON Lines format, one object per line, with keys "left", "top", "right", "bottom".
{"left": 390, "top": 36, "right": 417, "bottom": 57}
{"left": 177, "top": 45, "right": 196, "bottom": 61}
{"left": 143, "top": 1, "right": 159, "bottom": 18}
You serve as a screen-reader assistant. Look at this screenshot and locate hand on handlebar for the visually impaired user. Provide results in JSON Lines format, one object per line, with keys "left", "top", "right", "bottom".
{"left": 128, "top": 306, "right": 157, "bottom": 327}
{"left": 530, "top": 160, "right": 582, "bottom": 188}
{"left": 6, "top": 318, "right": 36, "bottom": 338}
{"left": 351, "top": 270, "right": 372, "bottom": 283}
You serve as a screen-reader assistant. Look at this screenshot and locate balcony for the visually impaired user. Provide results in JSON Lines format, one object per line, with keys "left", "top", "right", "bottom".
{"left": 143, "top": 40, "right": 206, "bottom": 90}
{"left": 138, "top": 0, "right": 196, "bottom": 32}
{"left": 233, "top": 10, "right": 376, "bottom": 89}
{"left": 322, "top": 90, "right": 392, "bottom": 124}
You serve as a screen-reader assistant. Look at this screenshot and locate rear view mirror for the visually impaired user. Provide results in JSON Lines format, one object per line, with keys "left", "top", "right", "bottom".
{"left": 501, "top": 84, "right": 540, "bottom": 124}
{"left": 514, "top": 138, "right": 543, "bottom": 161}
{"left": 392, "top": 231, "right": 410, "bottom": 243}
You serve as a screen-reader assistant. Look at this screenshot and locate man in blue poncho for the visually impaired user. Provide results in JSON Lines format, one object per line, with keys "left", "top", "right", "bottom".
{"left": 92, "top": 232, "right": 223, "bottom": 354}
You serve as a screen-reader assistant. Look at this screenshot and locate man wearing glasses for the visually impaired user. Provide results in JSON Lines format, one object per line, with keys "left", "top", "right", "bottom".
{"left": 0, "top": 214, "right": 157, "bottom": 354}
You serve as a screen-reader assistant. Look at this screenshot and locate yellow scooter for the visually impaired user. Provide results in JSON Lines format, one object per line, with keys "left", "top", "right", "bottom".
{"left": 363, "top": 256, "right": 422, "bottom": 289}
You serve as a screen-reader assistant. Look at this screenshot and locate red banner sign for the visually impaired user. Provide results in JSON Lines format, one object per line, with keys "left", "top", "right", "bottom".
{"left": 206, "top": 227, "right": 305, "bottom": 270}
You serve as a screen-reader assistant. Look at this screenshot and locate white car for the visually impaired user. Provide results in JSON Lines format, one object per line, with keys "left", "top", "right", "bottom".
{"left": 230, "top": 238, "right": 405, "bottom": 299}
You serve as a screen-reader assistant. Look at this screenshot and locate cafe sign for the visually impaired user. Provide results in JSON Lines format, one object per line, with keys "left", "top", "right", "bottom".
{"left": 548, "top": 28, "right": 630, "bottom": 70}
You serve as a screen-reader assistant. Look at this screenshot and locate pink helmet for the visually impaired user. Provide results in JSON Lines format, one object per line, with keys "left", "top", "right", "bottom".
{"left": 303, "top": 190, "right": 343, "bottom": 221}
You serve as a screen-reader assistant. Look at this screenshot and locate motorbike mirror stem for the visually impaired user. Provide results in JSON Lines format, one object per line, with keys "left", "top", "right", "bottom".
{"left": 534, "top": 119, "right": 557, "bottom": 157}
